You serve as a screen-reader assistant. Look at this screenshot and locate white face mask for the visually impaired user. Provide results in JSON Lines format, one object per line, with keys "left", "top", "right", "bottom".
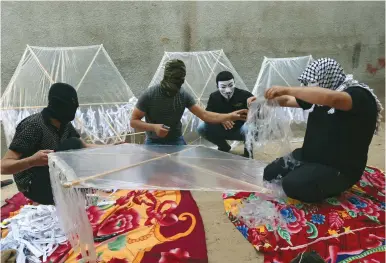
{"left": 218, "top": 79, "right": 235, "bottom": 100}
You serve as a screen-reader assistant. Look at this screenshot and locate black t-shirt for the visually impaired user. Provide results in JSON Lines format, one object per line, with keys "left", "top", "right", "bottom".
{"left": 9, "top": 110, "right": 80, "bottom": 192}
{"left": 206, "top": 88, "right": 254, "bottom": 128}
{"left": 297, "top": 86, "right": 378, "bottom": 181}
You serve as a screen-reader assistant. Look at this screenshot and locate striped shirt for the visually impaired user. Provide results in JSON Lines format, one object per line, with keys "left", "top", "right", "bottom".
{"left": 136, "top": 85, "right": 196, "bottom": 140}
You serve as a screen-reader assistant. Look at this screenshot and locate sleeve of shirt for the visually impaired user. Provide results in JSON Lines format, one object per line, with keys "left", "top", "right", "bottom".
{"left": 344, "top": 86, "right": 376, "bottom": 115}
{"left": 9, "top": 121, "right": 42, "bottom": 155}
{"left": 184, "top": 91, "right": 197, "bottom": 108}
{"left": 68, "top": 123, "right": 80, "bottom": 138}
{"left": 296, "top": 98, "right": 313, "bottom": 110}
{"left": 245, "top": 90, "right": 254, "bottom": 98}
{"left": 136, "top": 91, "right": 149, "bottom": 113}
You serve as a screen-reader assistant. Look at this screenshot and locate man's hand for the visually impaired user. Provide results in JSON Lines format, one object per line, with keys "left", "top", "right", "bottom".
{"left": 222, "top": 121, "right": 234, "bottom": 130}
{"left": 28, "top": 150, "right": 53, "bottom": 167}
{"left": 265, "top": 86, "right": 290, "bottom": 100}
{"left": 247, "top": 96, "right": 256, "bottom": 108}
{"left": 153, "top": 124, "right": 169, "bottom": 138}
{"left": 228, "top": 109, "right": 248, "bottom": 121}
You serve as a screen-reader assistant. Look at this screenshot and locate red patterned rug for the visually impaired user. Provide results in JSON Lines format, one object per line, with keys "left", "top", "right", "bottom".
{"left": 223, "top": 166, "right": 386, "bottom": 263}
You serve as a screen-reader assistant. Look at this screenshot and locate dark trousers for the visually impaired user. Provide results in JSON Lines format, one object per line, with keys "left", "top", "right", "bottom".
{"left": 24, "top": 168, "right": 54, "bottom": 205}
{"left": 197, "top": 123, "right": 247, "bottom": 149}
{"left": 144, "top": 136, "right": 187, "bottom": 146}
{"left": 263, "top": 149, "right": 357, "bottom": 203}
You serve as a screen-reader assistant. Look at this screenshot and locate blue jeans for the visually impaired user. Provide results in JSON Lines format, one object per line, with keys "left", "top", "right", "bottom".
{"left": 197, "top": 122, "right": 248, "bottom": 150}
{"left": 144, "top": 136, "right": 187, "bottom": 146}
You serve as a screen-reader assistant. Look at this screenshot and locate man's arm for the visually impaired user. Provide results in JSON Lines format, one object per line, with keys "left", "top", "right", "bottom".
{"left": 247, "top": 95, "right": 300, "bottom": 108}
{"left": 265, "top": 86, "right": 353, "bottom": 111}
{"left": 1, "top": 149, "right": 52, "bottom": 175}
{"left": 130, "top": 107, "right": 169, "bottom": 138}
{"left": 275, "top": 95, "right": 300, "bottom": 108}
{"left": 130, "top": 107, "right": 156, "bottom": 132}
{"left": 189, "top": 104, "right": 247, "bottom": 123}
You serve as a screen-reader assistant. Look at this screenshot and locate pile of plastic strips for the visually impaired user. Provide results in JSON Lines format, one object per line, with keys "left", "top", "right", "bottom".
{"left": 245, "top": 97, "right": 294, "bottom": 159}
{"left": 237, "top": 198, "right": 287, "bottom": 230}
{"left": 0, "top": 205, "right": 67, "bottom": 263}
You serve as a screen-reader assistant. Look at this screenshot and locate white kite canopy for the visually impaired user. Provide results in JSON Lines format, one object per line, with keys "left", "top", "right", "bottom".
{"left": 48, "top": 143, "right": 271, "bottom": 260}
{"left": 149, "top": 50, "right": 251, "bottom": 144}
{"left": 252, "top": 55, "right": 313, "bottom": 123}
{"left": 1, "top": 44, "right": 137, "bottom": 145}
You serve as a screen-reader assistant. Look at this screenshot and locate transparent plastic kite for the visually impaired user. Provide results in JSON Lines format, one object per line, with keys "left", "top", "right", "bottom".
{"left": 252, "top": 55, "right": 314, "bottom": 123}
{"left": 0, "top": 45, "right": 137, "bottom": 145}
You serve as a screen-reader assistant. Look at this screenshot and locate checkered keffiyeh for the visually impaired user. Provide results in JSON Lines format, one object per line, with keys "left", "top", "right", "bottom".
{"left": 298, "top": 58, "right": 346, "bottom": 89}
{"left": 298, "top": 57, "right": 383, "bottom": 133}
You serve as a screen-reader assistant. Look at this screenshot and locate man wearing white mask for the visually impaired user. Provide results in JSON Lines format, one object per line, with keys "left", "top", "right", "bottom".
{"left": 197, "top": 71, "right": 254, "bottom": 158}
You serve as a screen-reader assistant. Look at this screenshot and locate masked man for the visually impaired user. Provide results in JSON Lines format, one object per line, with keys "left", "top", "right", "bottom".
{"left": 197, "top": 71, "right": 254, "bottom": 157}
{"left": 248, "top": 58, "right": 383, "bottom": 203}
{"left": 1, "top": 83, "right": 104, "bottom": 204}
{"left": 131, "top": 60, "right": 248, "bottom": 145}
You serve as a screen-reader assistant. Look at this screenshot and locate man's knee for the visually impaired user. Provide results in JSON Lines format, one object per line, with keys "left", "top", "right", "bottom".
{"left": 282, "top": 176, "right": 323, "bottom": 203}
{"left": 263, "top": 161, "right": 282, "bottom": 181}
{"left": 57, "top": 137, "right": 85, "bottom": 152}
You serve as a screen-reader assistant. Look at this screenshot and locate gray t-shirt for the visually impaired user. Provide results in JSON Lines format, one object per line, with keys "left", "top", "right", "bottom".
{"left": 136, "top": 85, "right": 196, "bottom": 140}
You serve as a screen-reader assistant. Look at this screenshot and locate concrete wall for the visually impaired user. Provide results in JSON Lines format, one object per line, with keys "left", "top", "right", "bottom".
{"left": 2, "top": 1, "right": 385, "bottom": 94}
{"left": 1, "top": 1, "right": 385, "bottom": 154}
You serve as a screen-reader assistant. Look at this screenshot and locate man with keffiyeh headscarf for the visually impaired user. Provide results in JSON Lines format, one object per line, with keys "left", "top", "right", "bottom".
{"left": 131, "top": 59, "right": 248, "bottom": 145}
{"left": 248, "top": 58, "right": 383, "bottom": 203}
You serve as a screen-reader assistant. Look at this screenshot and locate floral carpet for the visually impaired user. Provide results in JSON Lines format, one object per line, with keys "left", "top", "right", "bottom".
{"left": 223, "top": 166, "right": 386, "bottom": 263}
{"left": 2, "top": 190, "right": 208, "bottom": 263}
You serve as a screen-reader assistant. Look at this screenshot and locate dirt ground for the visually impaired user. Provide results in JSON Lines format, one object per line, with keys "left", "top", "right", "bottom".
{"left": 1, "top": 130, "right": 385, "bottom": 263}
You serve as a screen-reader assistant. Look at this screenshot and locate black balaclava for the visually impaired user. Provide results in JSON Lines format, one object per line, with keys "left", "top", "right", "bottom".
{"left": 160, "top": 59, "right": 186, "bottom": 97}
{"left": 45, "top": 83, "right": 79, "bottom": 124}
{"left": 216, "top": 71, "right": 235, "bottom": 100}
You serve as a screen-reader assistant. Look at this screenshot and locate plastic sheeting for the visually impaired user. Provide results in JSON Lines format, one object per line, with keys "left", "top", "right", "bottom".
{"left": 49, "top": 144, "right": 270, "bottom": 193}
{"left": 48, "top": 144, "right": 272, "bottom": 260}
{"left": 0, "top": 45, "right": 137, "bottom": 145}
{"left": 148, "top": 50, "right": 251, "bottom": 144}
{"left": 252, "top": 55, "right": 313, "bottom": 123}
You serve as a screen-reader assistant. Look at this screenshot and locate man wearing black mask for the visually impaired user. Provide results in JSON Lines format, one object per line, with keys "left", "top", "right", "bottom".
{"left": 2, "top": 83, "right": 93, "bottom": 204}
{"left": 131, "top": 59, "right": 248, "bottom": 145}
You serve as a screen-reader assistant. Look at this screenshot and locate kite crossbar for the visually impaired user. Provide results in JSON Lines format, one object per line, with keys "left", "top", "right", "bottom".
{"left": 62, "top": 146, "right": 199, "bottom": 188}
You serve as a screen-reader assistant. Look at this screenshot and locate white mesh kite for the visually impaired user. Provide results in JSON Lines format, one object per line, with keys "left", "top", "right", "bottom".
{"left": 252, "top": 55, "right": 314, "bottom": 123}
{"left": 149, "top": 50, "right": 250, "bottom": 144}
{"left": 0, "top": 45, "right": 137, "bottom": 145}
{"left": 48, "top": 144, "right": 272, "bottom": 260}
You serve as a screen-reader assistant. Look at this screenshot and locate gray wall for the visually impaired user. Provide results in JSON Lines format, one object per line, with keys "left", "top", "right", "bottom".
{"left": 1, "top": 1, "right": 385, "bottom": 154}
{"left": 2, "top": 1, "right": 385, "bottom": 95}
